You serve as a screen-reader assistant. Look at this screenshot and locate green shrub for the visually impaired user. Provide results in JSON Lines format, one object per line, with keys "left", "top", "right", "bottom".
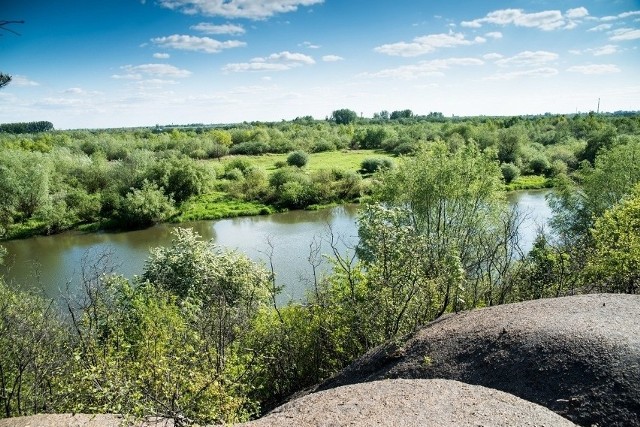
{"left": 529, "top": 154, "right": 551, "bottom": 176}
{"left": 501, "top": 162, "right": 521, "bottom": 184}
{"left": 229, "top": 141, "right": 270, "bottom": 155}
{"left": 225, "top": 168, "right": 244, "bottom": 181}
{"left": 360, "top": 157, "right": 393, "bottom": 174}
{"left": 312, "top": 140, "right": 336, "bottom": 153}
{"left": 117, "top": 181, "right": 176, "bottom": 227}
{"left": 287, "top": 150, "right": 309, "bottom": 168}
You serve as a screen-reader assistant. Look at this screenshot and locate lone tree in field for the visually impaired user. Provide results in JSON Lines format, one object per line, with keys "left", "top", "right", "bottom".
{"left": 287, "top": 150, "right": 309, "bottom": 168}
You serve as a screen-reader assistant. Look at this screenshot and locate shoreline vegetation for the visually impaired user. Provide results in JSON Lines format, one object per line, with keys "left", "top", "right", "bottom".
{"left": 0, "top": 109, "right": 604, "bottom": 241}
{"left": 3, "top": 175, "right": 553, "bottom": 241}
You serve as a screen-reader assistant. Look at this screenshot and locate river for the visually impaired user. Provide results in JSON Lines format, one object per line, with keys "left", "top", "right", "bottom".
{"left": 0, "top": 190, "right": 552, "bottom": 303}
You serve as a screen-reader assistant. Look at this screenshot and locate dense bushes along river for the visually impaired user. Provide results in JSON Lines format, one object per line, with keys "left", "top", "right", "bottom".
{"left": 2, "top": 111, "right": 634, "bottom": 240}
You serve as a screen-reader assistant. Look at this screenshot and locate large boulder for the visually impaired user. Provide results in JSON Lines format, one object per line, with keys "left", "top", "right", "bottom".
{"left": 0, "top": 414, "right": 173, "bottom": 427}
{"left": 238, "top": 379, "right": 576, "bottom": 427}
{"left": 311, "top": 294, "right": 640, "bottom": 426}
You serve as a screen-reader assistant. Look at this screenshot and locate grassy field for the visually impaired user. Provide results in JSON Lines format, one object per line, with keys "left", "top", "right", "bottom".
{"left": 219, "top": 149, "right": 393, "bottom": 174}
{"left": 176, "top": 192, "right": 273, "bottom": 222}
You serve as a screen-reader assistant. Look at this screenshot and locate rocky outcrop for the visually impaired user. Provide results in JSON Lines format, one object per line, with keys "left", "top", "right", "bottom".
{"left": 237, "top": 378, "right": 576, "bottom": 426}
{"left": 309, "top": 294, "right": 640, "bottom": 426}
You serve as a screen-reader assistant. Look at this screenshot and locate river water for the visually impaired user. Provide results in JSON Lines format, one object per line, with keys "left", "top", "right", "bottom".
{"left": 0, "top": 190, "right": 551, "bottom": 303}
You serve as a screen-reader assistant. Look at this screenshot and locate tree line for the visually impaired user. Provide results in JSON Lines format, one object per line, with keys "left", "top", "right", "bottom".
{"left": 0, "top": 112, "right": 637, "bottom": 239}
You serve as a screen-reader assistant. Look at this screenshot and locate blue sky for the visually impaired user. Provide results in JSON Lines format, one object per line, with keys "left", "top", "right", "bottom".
{"left": 2, "top": 0, "right": 639, "bottom": 129}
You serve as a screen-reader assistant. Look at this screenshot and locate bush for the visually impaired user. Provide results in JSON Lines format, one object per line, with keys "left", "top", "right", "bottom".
{"left": 393, "top": 142, "right": 418, "bottom": 155}
{"left": 529, "top": 154, "right": 551, "bottom": 176}
{"left": 501, "top": 162, "right": 520, "bottom": 184}
{"left": 117, "top": 181, "right": 176, "bottom": 227}
{"left": 229, "top": 141, "right": 270, "bottom": 155}
{"left": 360, "top": 157, "right": 393, "bottom": 174}
{"left": 224, "top": 158, "right": 252, "bottom": 173}
{"left": 312, "top": 140, "right": 336, "bottom": 153}
{"left": 224, "top": 168, "right": 244, "bottom": 181}
{"left": 287, "top": 150, "right": 309, "bottom": 168}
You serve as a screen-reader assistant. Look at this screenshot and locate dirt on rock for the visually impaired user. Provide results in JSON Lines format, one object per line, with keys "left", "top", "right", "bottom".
{"left": 236, "top": 378, "right": 577, "bottom": 427}
{"left": 307, "top": 294, "right": 640, "bottom": 427}
{"left": 0, "top": 414, "right": 173, "bottom": 427}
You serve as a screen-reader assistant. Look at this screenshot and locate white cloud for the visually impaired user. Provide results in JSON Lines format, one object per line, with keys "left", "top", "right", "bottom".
{"left": 362, "top": 57, "right": 484, "bottom": 80}
{"left": 569, "top": 45, "right": 619, "bottom": 56}
{"left": 566, "top": 7, "right": 588, "bottom": 19}
{"left": 111, "top": 73, "right": 143, "bottom": 80}
{"left": 64, "top": 87, "right": 87, "bottom": 94}
{"left": 374, "top": 32, "right": 485, "bottom": 57}
{"left": 151, "top": 34, "right": 246, "bottom": 53}
{"left": 153, "top": 52, "right": 171, "bottom": 59}
{"left": 461, "top": 7, "right": 588, "bottom": 31}
{"left": 485, "top": 31, "right": 503, "bottom": 39}
{"left": 116, "top": 63, "right": 192, "bottom": 80}
{"left": 590, "top": 45, "right": 619, "bottom": 56}
{"left": 157, "top": 0, "right": 323, "bottom": 20}
{"left": 37, "top": 97, "right": 85, "bottom": 107}
{"left": 609, "top": 28, "right": 640, "bottom": 41}
{"left": 495, "top": 51, "right": 559, "bottom": 67}
{"left": 190, "top": 22, "right": 245, "bottom": 35}
{"left": 483, "top": 52, "right": 503, "bottom": 60}
{"left": 588, "top": 23, "right": 612, "bottom": 32}
{"left": 597, "top": 11, "right": 640, "bottom": 22}
{"left": 618, "top": 10, "right": 640, "bottom": 19}
{"left": 223, "top": 51, "right": 315, "bottom": 72}
{"left": 300, "top": 41, "right": 320, "bottom": 49}
{"left": 566, "top": 64, "right": 621, "bottom": 74}
{"left": 322, "top": 54, "right": 343, "bottom": 62}
{"left": 9, "top": 75, "right": 40, "bottom": 87}
{"left": 136, "top": 79, "right": 179, "bottom": 87}
{"left": 485, "top": 67, "right": 559, "bottom": 80}
{"left": 618, "top": 11, "right": 640, "bottom": 19}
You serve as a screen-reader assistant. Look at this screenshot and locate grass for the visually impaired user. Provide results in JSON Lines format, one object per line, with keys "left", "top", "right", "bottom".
{"left": 176, "top": 191, "right": 274, "bottom": 222}
{"left": 505, "top": 175, "right": 553, "bottom": 191}
{"left": 219, "top": 149, "right": 393, "bottom": 175}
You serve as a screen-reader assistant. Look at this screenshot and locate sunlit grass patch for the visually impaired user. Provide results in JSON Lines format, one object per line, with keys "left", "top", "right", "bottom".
{"left": 218, "top": 149, "right": 392, "bottom": 175}
{"left": 176, "top": 191, "right": 273, "bottom": 222}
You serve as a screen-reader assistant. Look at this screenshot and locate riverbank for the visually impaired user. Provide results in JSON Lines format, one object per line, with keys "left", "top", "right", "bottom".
{"left": 1, "top": 174, "right": 552, "bottom": 242}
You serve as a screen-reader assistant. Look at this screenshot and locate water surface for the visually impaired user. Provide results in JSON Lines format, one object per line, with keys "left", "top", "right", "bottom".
{"left": 1, "top": 191, "right": 551, "bottom": 303}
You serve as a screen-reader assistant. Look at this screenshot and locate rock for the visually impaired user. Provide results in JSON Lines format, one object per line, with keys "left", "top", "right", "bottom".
{"left": 237, "top": 379, "right": 576, "bottom": 427}
{"left": 0, "top": 414, "right": 173, "bottom": 427}
{"left": 310, "top": 294, "right": 640, "bottom": 427}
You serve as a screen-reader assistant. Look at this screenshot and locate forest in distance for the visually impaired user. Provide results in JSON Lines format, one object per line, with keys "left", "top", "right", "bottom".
{"left": 1, "top": 109, "right": 640, "bottom": 424}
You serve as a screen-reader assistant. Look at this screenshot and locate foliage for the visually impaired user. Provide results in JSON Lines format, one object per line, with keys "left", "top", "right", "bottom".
{"left": 65, "top": 275, "right": 256, "bottom": 424}
{"left": 0, "top": 73, "right": 10, "bottom": 89}
{"left": 330, "top": 109, "right": 358, "bottom": 125}
{"left": 501, "top": 162, "right": 520, "bottom": 184}
{"left": 0, "top": 121, "right": 54, "bottom": 134}
{"left": 586, "top": 186, "right": 640, "bottom": 294}
{"left": 117, "top": 181, "right": 176, "bottom": 227}
{"left": 359, "top": 157, "right": 393, "bottom": 174}
{"left": 549, "top": 142, "right": 640, "bottom": 248}
{"left": 0, "top": 280, "right": 66, "bottom": 418}
{"left": 286, "top": 150, "right": 309, "bottom": 168}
